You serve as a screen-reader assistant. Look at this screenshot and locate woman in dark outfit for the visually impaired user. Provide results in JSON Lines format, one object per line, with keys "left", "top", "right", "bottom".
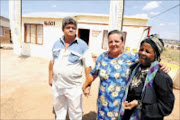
{"left": 120, "top": 34, "right": 174, "bottom": 120}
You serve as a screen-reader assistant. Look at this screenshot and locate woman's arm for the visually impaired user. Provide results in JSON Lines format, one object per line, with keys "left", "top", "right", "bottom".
{"left": 159, "top": 62, "right": 171, "bottom": 74}
{"left": 82, "top": 72, "right": 97, "bottom": 97}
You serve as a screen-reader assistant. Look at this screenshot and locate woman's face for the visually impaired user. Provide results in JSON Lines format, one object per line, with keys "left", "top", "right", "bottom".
{"left": 138, "top": 42, "right": 155, "bottom": 66}
{"left": 108, "top": 33, "right": 123, "bottom": 55}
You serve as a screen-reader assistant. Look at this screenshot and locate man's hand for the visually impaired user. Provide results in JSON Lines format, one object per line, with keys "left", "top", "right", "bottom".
{"left": 49, "top": 78, "right": 53, "bottom": 86}
{"left": 82, "top": 85, "right": 91, "bottom": 98}
{"left": 122, "top": 100, "right": 138, "bottom": 110}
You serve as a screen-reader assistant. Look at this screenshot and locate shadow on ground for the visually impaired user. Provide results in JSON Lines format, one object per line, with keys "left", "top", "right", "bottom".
{"left": 18, "top": 55, "right": 30, "bottom": 59}
{"left": 83, "top": 111, "right": 97, "bottom": 120}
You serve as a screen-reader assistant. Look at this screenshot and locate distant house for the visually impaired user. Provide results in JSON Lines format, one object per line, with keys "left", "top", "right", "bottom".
{"left": 163, "top": 39, "right": 180, "bottom": 50}
{"left": 0, "top": 16, "right": 11, "bottom": 43}
{"left": 20, "top": 12, "right": 150, "bottom": 59}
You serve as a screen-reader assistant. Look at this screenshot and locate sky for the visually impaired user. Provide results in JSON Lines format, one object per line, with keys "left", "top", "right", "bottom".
{"left": 1, "top": 0, "right": 179, "bottom": 40}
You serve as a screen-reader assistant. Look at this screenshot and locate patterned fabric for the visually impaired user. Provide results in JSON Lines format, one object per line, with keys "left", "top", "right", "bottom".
{"left": 130, "top": 67, "right": 149, "bottom": 90}
{"left": 91, "top": 51, "right": 138, "bottom": 120}
{"left": 119, "top": 61, "right": 159, "bottom": 120}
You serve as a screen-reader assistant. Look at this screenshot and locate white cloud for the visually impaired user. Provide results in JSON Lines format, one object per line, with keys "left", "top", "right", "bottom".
{"left": 159, "top": 23, "right": 165, "bottom": 26}
{"left": 52, "top": 5, "right": 57, "bottom": 8}
{"left": 169, "top": 22, "right": 177, "bottom": 25}
{"left": 143, "top": 1, "right": 162, "bottom": 11}
{"left": 150, "top": 12, "right": 160, "bottom": 15}
{"left": 125, "top": 13, "right": 148, "bottom": 19}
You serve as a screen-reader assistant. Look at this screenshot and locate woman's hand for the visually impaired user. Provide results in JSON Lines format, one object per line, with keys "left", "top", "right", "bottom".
{"left": 159, "top": 63, "right": 171, "bottom": 74}
{"left": 122, "top": 100, "right": 138, "bottom": 110}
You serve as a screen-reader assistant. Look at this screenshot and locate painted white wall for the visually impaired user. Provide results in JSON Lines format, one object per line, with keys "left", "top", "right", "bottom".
{"left": 123, "top": 18, "right": 148, "bottom": 26}
{"left": 21, "top": 18, "right": 62, "bottom": 59}
{"left": 123, "top": 26, "right": 148, "bottom": 52}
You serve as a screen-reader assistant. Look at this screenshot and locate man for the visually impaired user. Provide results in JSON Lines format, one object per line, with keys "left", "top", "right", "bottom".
{"left": 49, "top": 16, "right": 93, "bottom": 120}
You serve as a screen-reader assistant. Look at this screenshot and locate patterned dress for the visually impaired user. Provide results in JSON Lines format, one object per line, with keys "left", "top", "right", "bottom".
{"left": 91, "top": 51, "right": 138, "bottom": 120}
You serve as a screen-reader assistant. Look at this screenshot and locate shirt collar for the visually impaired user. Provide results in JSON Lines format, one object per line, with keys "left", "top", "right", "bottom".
{"left": 60, "top": 35, "right": 78, "bottom": 45}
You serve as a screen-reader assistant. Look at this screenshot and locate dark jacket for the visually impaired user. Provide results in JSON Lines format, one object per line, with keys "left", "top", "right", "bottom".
{"left": 141, "top": 69, "right": 175, "bottom": 120}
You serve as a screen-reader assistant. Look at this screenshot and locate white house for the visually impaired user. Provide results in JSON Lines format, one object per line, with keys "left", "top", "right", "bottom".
{"left": 21, "top": 12, "right": 151, "bottom": 59}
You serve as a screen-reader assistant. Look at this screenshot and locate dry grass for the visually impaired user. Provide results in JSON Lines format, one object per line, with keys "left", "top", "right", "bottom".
{"left": 161, "top": 48, "right": 180, "bottom": 65}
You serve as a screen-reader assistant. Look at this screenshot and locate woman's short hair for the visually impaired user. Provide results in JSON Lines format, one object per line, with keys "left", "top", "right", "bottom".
{"left": 108, "top": 30, "right": 124, "bottom": 41}
{"left": 62, "top": 16, "right": 77, "bottom": 31}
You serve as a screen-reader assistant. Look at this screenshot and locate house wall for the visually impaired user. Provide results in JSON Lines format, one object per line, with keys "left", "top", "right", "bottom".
{"left": 123, "top": 26, "right": 148, "bottom": 52}
{"left": 0, "top": 16, "right": 11, "bottom": 43}
{"left": 0, "top": 16, "right": 10, "bottom": 27}
{"left": 76, "top": 15, "right": 109, "bottom": 24}
{"left": 21, "top": 16, "right": 148, "bottom": 59}
{"left": 123, "top": 18, "right": 148, "bottom": 26}
{"left": 122, "top": 18, "right": 149, "bottom": 52}
{"left": 76, "top": 16, "right": 148, "bottom": 54}
{"left": 0, "top": 26, "right": 11, "bottom": 43}
{"left": 22, "top": 17, "right": 63, "bottom": 59}
{"left": 78, "top": 23, "right": 108, "bottom": 55}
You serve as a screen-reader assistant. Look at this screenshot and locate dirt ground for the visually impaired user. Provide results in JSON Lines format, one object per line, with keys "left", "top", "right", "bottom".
{"left": 0, "top": 49, "right": 180, "bottom": 120}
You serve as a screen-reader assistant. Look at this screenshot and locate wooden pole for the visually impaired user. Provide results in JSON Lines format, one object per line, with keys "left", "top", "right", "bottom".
{"left": 108, "top": 0, "right": 124, "bottom": 31}
{"left": 9, "top": 0, "right": 22, "bottom": 55}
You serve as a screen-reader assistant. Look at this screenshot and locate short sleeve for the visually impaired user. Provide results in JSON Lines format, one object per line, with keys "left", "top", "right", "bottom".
{"left": 50, "top": 40, "right": 57, "bottom": 61}
{"left": 49, "top": 44, "right": 55, "bottom": 61}
{"left": 82, "top": 49, "right": 94, "bottom": 67}
{"left": 49, "top": 51, "right": 54, "bottom": 61}
{"left": 90, "top": 54, "right": 102, "bottom": 76}
{"left": 128, "top": 52, "right": 139, "bottom": 63}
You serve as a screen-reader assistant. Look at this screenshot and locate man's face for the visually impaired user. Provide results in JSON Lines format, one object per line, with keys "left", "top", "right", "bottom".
{"left": 63, "top": 24, "right": 76, "bottom": 37}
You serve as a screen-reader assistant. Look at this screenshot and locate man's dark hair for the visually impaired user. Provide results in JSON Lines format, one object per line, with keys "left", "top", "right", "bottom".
{"left": 62, "top": 16, "right": 77, "bottom": 31}
{"left": 108, "top": 30, "right": 124, "bottom": 41}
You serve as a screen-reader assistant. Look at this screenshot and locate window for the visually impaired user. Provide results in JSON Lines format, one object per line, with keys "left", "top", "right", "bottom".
{"left": 0, "top": 26, "right": 3, "bottom": 36}
{"left": 24, "top": 24, "right": 43, "bottom": 45}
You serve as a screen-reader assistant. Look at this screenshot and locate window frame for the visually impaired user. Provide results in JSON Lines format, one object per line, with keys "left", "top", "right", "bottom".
{"left": 102, "top": 30, "right": 108, "bottom": 50}
{"left": 24, "top": 23, "right": 43, "bottom": 45}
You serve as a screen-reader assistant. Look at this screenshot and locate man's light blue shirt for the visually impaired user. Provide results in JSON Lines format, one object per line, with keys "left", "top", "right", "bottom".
{"left": 51, "top": 36, "right": 93, "bottom": 88}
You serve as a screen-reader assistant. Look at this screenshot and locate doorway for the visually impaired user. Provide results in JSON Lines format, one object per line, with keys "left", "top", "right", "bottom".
{"left": 78, "top": 29, "right": 90, "bottom": 44}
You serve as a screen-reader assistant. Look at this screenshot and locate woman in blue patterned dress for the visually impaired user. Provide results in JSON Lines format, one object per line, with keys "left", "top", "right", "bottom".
{"left": 82, "top": 30, "right": 169, "bottom": 120}
{"left": 82, "top": 30, "right": 138, "bottom": 120}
